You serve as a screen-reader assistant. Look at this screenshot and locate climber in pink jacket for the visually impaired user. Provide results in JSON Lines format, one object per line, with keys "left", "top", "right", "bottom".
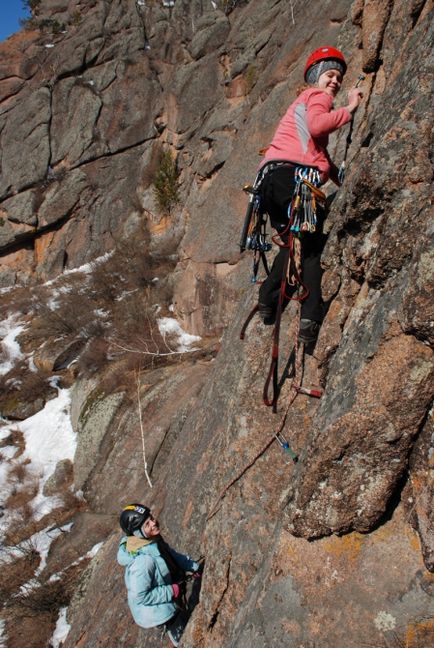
{"left": 258, "top": 46, "right": 363, "bottom": 342}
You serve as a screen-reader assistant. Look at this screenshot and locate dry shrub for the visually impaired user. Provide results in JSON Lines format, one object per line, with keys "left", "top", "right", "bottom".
{"left": 3, "top": 459, "right": 40, "bottom": 516}
{"left": 9, "top": 461, "right": 29, "bottom": 480}
{"left": 6, "top": 480, "right": 39, "bottom": 511}
{"left": 2, "top": 558, "right": 92, "bottom": 648}
{"left": 0, "top": 548, "right": 40, "bottom": 607}
{"left": 4, "top": 504, "right": 38, "bottom": 546}
{"left": 0, "top": 286, "right": 34, "bottom": 319}
{"left": 30, "top": 295, "right": 100, "bottom": 341}
{"left": 4, "top": 491, "right": 85, "bottom": 548}
{"left": 109, "top": 297, "right": 177, "bottom": 367}
{"left": 0, "top": 364, "right": 54, "bottom": 417}
{"left": 12, "top": 573, "right": 72, "bottom": 614}
{"left": 0, "top": 429, "right": 25, "bottom": 457}
{"left": 73, "top": 235, "right": 176, "bottom": 378}
{"left": 90, "top": 232, "right": 156, "bottom": 300}
{"left": 2, "top": 556, "right": 82, "bottom": 616}
{"left": 77, "top": 337, "right": 110, "bottom": 375}
{"left": 3, "top": 223, "right": 177, "bottom": 390}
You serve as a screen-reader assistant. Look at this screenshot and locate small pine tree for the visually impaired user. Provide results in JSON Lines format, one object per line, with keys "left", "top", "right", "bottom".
{"left": 153, "top": 150, "right": 180, "bottom": 215}
{"left": 22, "top": 0, "right": 42, "bottom": 14}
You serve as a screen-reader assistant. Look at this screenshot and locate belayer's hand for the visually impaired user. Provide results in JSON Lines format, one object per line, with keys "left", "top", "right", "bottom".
{"left": 192, "top": 571, "right": 202, "bottom": 580}
{"left": 172, "top": 583, "right": 180, "bottom": 599}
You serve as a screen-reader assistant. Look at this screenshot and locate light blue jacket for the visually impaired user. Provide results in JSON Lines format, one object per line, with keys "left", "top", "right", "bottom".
{"left": 117, "top": 537, "right": 199, "bottom": 628}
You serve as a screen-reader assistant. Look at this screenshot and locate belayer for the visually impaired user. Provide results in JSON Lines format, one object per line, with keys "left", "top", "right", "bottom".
{"left": 255, "top": 46, "right": 363, "bottom": 343}
{"left": 117, "top": 504, "right": 202, "bottom": 647}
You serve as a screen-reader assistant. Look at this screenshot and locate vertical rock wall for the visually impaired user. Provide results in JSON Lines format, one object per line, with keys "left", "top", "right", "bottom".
{"left": 0, "top": 0, "right": 433, "bottom": 647}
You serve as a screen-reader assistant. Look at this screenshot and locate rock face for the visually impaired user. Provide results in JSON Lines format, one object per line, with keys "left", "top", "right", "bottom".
{"left": 0, "top": 0, "right": 433, "bottom": 647}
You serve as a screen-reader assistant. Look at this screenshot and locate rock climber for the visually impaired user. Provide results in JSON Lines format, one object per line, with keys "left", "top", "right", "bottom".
{"left": 117, "top": 504, "right": 202, "bottom": 647}
{"left": 257, "top": 46, "right": 363, "bottom": 343}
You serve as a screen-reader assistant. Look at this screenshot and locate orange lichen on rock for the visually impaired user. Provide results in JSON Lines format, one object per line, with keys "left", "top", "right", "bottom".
{"left": 405, "top": 617, "right": 434, "bottom": 647}
{"left": 322, "top": 532, "right": 365, "bottom": 562}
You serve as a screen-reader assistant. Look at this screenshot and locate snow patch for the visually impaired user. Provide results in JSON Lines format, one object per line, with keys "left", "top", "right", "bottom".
{"left": 0, "top": 316, "right": 25, "bottom": 376}
{"left": 0, "top": 620, "right": 7, "bottom": 648}
{"left": 3, "top": 523, "right": 73, "bottom": 573}
{"left": 51, "top": 607, "right": 71, "bottom": 647}
{"left": 28, "top": 354, "right": 38, "bottom": 373}
{"left": 20, "top": 390, "right": 76, "bottom": 481}
{"left": 44, "top": 252, "right": 114, "bottom": 286}
{"left": 32, "top": 523, "right": 73, "bottom": 575}
{"left": 157, "top": 318, "right": 201, "bottom": 352}
{"left": 94, "top": 308, "right": 109, "bottom": 318}
{"left": 87, "top": 541, "right": 104, "bottom": 558}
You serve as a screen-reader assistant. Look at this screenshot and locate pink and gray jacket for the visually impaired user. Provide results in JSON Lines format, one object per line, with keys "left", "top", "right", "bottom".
{"left": 262, "top": 88, "right": 352, "bottom": 184}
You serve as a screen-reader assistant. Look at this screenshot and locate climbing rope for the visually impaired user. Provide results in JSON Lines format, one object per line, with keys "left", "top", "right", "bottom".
{"left": 207, "top": 319, "right": 320, "bottom": 522}
{"left": 206, "top": 178, "right": 326, "bottom": 521}
{"left": 241, "top": 171, "right": 325, "bottom": 412}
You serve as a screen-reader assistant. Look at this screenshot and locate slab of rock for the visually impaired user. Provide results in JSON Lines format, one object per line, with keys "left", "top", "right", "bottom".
{"left": 43, "top": 458, "right": 74, "bottom": 496}
{"left": 0, "top": 88, "right": 51, "bottom": 199}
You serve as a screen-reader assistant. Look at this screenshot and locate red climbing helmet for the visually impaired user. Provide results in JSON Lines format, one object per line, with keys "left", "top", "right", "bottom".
{"left": 304, "top": 46, "right": 347, "bottom": 82}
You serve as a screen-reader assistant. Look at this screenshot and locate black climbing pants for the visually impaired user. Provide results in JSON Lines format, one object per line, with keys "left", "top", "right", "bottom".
{"left": 258, "top": 165, "right": 327, "bottom": 323}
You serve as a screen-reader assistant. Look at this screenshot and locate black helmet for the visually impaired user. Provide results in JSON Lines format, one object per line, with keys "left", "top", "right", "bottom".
{"left": 120, "top": 503, "right": 151, "bottom": 535}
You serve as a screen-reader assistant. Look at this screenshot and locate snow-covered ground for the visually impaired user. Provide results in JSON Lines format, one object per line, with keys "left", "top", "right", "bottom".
{"left": 0, "top": 316, "right": 25, "bottom": 376}
{"left": 0, "top": 388, "right": 77, "bottom": 529}
{"left": 0, "top": 309, "right": 78, "bottom": 562}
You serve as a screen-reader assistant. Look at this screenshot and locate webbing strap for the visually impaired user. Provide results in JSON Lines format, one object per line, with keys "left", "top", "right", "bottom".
{"left": 262, "top": 193, "right": 308, "bottom": 410}
{"left": 262, "top": 245, "right": 290, "bottom": 411}
{"left": 240, "top": 304, "right": 259, "bottom": 340}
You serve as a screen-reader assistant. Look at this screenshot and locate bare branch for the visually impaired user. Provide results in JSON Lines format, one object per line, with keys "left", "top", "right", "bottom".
{"left": 290, "top": 0, "right": 296, "bottom": 25}
{"left": 136, "top": 369, "right": 153, "bottom": 489}
{"left": 108, "top": 339, "right": 195, "bottom": 357}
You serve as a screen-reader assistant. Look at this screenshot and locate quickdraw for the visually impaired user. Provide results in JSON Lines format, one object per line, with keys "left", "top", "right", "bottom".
{"left": 289, "top": 167, "right": 322, "bottom": 233}
{"left": 240, "top": 177, "right": 272, "bottom": 284}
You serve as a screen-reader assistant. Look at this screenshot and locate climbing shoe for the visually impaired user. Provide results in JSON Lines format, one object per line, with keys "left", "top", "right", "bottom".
{"left": 299, "top": 319, "right": 320, "bottom": 343}
{"left": 166, "top": 611, "right": 188, "bottom": 647}
{"left": 258, "top": 303, "right": 276, "bottom": 326}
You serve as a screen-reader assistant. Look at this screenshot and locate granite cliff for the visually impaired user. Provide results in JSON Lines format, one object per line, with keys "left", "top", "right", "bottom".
{"left": 0, "top": 1, "right": 433, "bottom": 647}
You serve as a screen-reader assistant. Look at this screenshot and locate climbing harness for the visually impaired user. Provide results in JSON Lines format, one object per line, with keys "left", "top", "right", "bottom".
{"left": 242, "top": 166, "right": 325, "bottom": 410}
{"left": 239, "top": 161, "right": 313, "bottom": 283}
